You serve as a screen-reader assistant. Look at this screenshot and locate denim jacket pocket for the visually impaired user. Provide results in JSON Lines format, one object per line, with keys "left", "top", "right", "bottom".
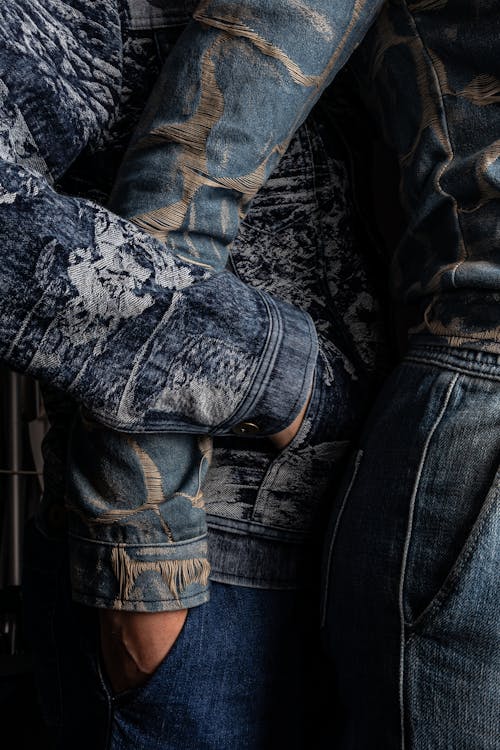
{"left": 250, "top": 367, "right": 350, "bottom": 537}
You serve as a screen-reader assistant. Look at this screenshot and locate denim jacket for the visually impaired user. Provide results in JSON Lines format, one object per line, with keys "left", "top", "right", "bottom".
{"left": 2, "top": 0, "right": 498, "bottom": 610}
{"left": 0, "top": 0, "right": 392, "bottom": 610}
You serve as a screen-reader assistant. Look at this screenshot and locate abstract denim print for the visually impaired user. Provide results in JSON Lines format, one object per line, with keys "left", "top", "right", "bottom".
{"left": 4, "top": 1, "right": 498, "bottom": 610}
{"left": 64, "top": 2, "right": 391, "bottom": 608}
{"left": 350, "top": 0, "right": 500, "bottom": 348}
{"left": 1, "top": 0, "right": 386, "bottom": 435}
{"left": 2, "top": 2, "right": 498, "bottom": 434}
{"left": 0, "top": 0, "right": 390, "bottom": 609}
{"left": 0, "top": 1, "right": 390, "bottom": 608}
{"left": 204, "top": 113, "right": 391, "bottom": 587}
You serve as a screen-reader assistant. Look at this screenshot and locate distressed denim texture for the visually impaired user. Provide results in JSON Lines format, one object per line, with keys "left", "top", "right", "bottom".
{"left": 22, "top": 522, "right": 334, "bottom": 749}
{"left": 3, "top": 0, "right": 391, "bottom": 609}
{"left": 350, "top": 0, "right": 500, "bottom": 348}
{"left": 321, "top": 342, "right": 500, "bottom": 748}
{"left": 5, "top": 0, "right": 499, "bottom": 613}
{"left": 0, "top": 0, "right": 384, "bottom": 434}
{"left": 66, "top": 0, "right": 500, "bottom": 610}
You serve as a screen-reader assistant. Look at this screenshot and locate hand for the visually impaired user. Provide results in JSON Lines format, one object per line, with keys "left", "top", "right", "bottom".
{"left": 99, "top": 608, "right": 187, "bottom": 693}
{"left": 269, "top": 386, "right": 312, "bottom": 450}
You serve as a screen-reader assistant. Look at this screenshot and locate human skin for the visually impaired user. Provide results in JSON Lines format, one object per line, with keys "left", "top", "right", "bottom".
{"left": 93, "top": 0, "right": 377, "bottom": 694}
{"left": 100, "top": 395, "right": 311, "bottom": 692}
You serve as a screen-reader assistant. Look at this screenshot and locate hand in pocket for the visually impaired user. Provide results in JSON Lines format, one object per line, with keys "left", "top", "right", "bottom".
{"left": 99, "top": 608, "right": 188, "bottom": 694}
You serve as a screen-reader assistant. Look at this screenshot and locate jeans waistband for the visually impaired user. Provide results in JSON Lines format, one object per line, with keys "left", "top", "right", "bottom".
{"left": 405, "top": 341, "right": 500, "bottom": 380}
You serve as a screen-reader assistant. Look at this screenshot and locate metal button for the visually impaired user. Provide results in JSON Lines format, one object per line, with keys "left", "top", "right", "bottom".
{"left": 231, "top": 421, "right": 261, "bottom": 436}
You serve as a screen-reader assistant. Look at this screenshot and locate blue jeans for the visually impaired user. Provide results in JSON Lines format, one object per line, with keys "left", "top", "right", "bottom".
{"left": 23, "top": 520, "right": 333, "bottom": 750}
{"left": 321, "top": 341, "right": 500, "bottom": 749}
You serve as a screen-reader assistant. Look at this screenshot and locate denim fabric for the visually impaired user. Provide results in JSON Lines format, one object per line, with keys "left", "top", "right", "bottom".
{"left": 109, "top": 0, "right": 384, "bottom": 269}
{"left": 0, "top": 0, "right": 318, "bottom": 437}
{"left": 5, "top": 0, "right": 497, "bottom": 617}
{"left": 349, "top": 0, "right": 500, "bottom": 349}
{"left": 23, "top": 520, "right": 334, "bottom": 750}
{"left": 321, "top": 342, "right": 500, "bottom": 749}
{"left": 1, "top": 0, "right": 391, "bottom": 608}
{"left": 0, "top": 0, "right": 385, "bottom": 435}
{"left": 18, "top": 0, "right": 391, "bottom": 610}
{"left": 67, "top": 419, "right": 212, "bottom": 610}
{"left": 109, "top": 0, "right": 500, "bottom": 354}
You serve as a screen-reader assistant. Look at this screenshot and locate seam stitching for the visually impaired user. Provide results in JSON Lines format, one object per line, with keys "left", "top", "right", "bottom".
{"left": 397, "top": 370, "right": 459, "bottom": 749}
{"left": 320, "top": 448, "right": 364, "bottom": 628}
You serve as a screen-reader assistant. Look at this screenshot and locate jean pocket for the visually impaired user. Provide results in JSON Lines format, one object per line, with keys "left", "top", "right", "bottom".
{"left": 401, "top": 369, "right": 500, "bottom": 629}
{"left": 250, "top": 364, "right": 351, "bottom": 536}
{"left": 405, "top": 461, "right": 499, "bottom": 633}
{"left": 206, "top": 346, "right": 363, "bottom": 539}
{"left": 250, "top": 439, "right": 350, "bottom": 537}
{"left": 98, "top": 604, "right": 199, "bottom": 706}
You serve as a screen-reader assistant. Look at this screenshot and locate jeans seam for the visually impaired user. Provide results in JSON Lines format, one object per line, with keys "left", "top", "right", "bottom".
{"left": 397, "top": 371, "right": 459, "bottom": 750}
{"left": 94, "top": 645, "right": 116, "bottom": 750}
{"left": 320, "top": 448, "right": 364, "bottom": 628}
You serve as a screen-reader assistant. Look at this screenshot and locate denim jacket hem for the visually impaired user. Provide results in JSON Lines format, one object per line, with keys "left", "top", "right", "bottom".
{"left": 207, "top": 524, "right": 317, "bottom": 591}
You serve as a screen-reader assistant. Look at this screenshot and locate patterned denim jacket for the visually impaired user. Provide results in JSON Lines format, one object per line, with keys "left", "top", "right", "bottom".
{"left": 1, "top": 0, "right": 498, "bottom": 610}
{"left": 0, "top": 0, "right": 391, "bottom": 610}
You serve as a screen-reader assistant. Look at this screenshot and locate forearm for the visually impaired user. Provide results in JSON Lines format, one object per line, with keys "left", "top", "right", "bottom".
{"left": 0, "top": 158, "right": 316, "bottom": 437}
{"left": 2, "top": 1, "right": 384, "bottom": 436}
{"left": 110, "top": 0, "right": 385, "bottom": 267}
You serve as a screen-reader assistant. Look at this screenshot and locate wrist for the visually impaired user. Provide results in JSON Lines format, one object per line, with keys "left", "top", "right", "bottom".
{"left": 269, "top": 385, "right": 312, "bottom": 450}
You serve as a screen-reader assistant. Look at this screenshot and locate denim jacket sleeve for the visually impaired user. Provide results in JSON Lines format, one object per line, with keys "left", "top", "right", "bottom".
{"left": 0, "top": 0, "right": 384, "bottom": 610}
{"left": 68, "top": 0, "right": 386, "bottom": 611}
{"left": 0, "top": 0, "right": 384, "bottom": 436}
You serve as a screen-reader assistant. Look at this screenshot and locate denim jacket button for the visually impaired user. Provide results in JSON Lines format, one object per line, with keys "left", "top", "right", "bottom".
{"left": 231, "top": 421, "right": 261, "bottom": 435}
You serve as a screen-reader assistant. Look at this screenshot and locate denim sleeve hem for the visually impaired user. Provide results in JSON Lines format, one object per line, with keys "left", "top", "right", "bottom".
{"left": 218, "top": 294, "right": 318, "bottom": 436}
{"left": 69, "top": 533, "right": 210, "bottom": 612}
{"left": 72, "top": 588, "right": 211, "bottom": 612}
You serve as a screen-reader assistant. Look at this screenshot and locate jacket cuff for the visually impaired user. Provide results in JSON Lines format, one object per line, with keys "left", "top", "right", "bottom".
{"left": 69, "top": 534, "right": 210, "bottom": 611}
{"left": 66, "top": 419, "right": 212, "bottom": 611}
{"left": 218, "top": 292, "right": 318, "bottom": 437}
